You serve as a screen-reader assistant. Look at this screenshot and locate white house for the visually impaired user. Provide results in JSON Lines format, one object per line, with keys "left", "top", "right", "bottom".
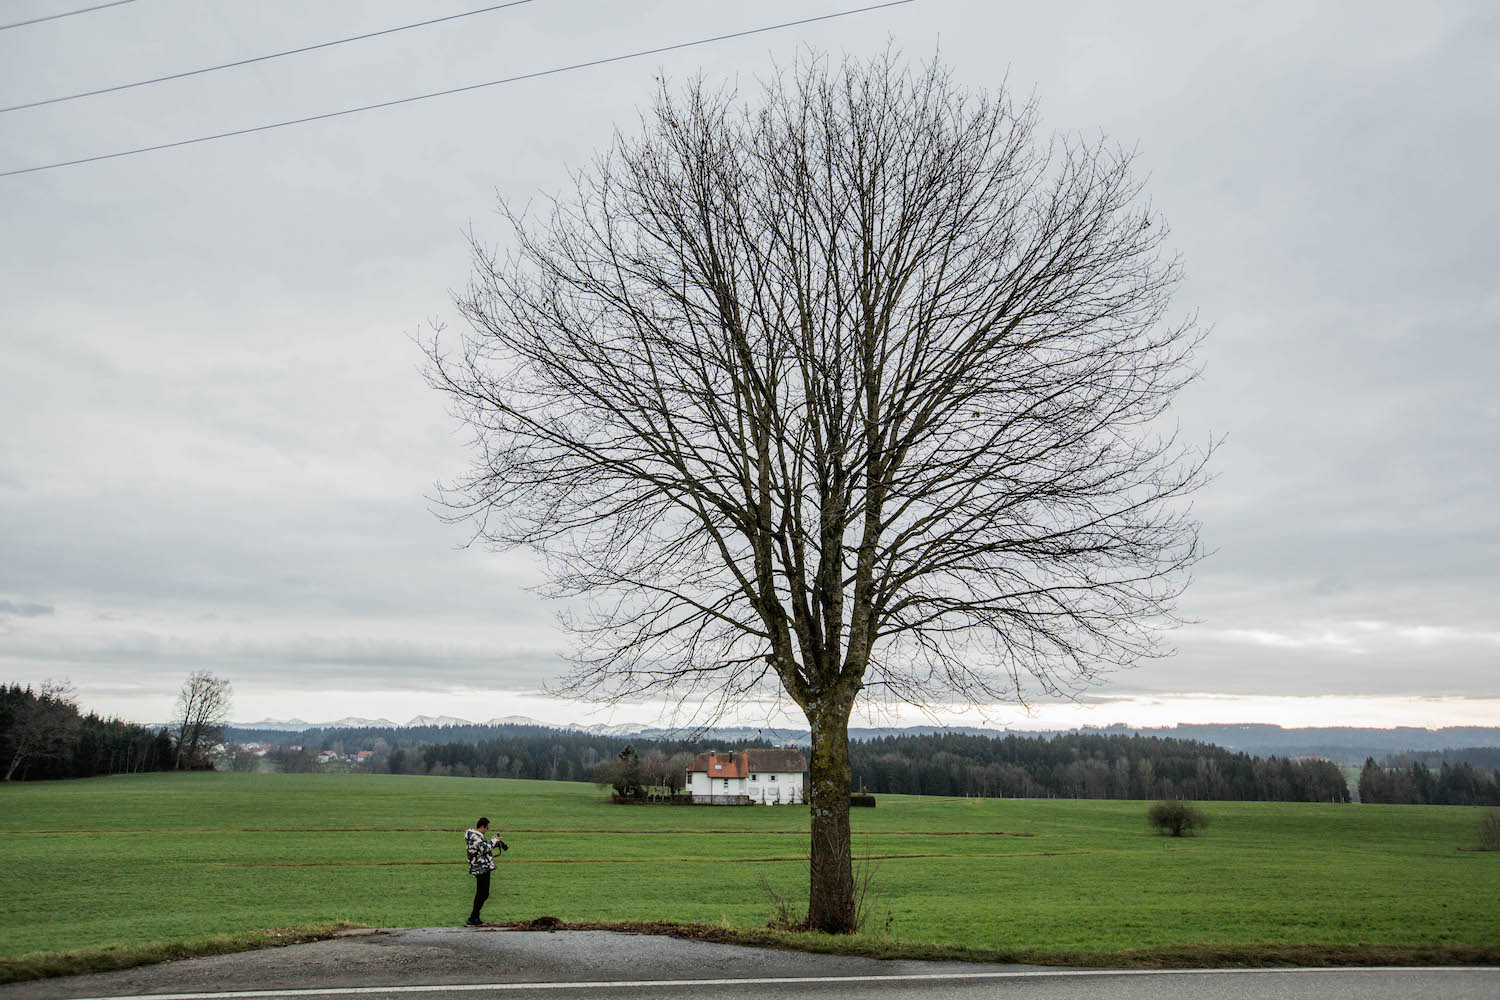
{"left": 686, "top": 748, "right": 807, "bottom": 805}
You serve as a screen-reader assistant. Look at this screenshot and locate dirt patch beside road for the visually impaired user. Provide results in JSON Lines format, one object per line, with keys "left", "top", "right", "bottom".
{"left": 0, "top": 926, "right": 1045, "bottom": 999}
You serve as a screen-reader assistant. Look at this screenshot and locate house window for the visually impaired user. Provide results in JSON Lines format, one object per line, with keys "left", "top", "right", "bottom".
{"left": 723, "top": 779, "right": 729, "bottom": 788}
{"left": 751, "top": 773, "right": 758, "bottom": 780}
{"left": 770, "top": 775, "right": 777, "bottom": 781}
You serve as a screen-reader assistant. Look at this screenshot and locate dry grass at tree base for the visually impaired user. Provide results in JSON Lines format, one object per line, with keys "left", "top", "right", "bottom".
{"left": 1478, "top": 810, "right": 1500, "bottom": 851}
{"left": 1, "top": 772, "right": 1497, "bottom": 982}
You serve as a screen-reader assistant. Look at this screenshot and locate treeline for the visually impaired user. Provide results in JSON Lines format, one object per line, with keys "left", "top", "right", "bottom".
{"left": 363, "top": 732, "right": 771, "bottom": 782}
{"left": 231, "top": 723, "right": 690, "bottom": 753}
{"left": 234, "top": 724, "right": 784, "bottom": 780}
{"left": 247, "top": 722, "right": 1349, "bottom": 803}
{"left": 395, "top": 739, "right": 700, "bottom": 794}
{"left": 1357, "top": 757, "right": 1500, "bottom": 806}
{"left": 1, "top": 683, "right": 174, "bottom": 781}
{"left": 1384, "top": 747, "right": 1500, "bottom": 771}
{"left": 848, "top": 731, "right": 1351, "bottom": 802}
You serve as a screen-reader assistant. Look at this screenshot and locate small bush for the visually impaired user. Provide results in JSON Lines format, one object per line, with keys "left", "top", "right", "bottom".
{"left": 1479, "top": 810, "right": 1500, "bottom": 851}
{"left": 850, "top": 793, "right": 877, "bottom": 807}
{"left": 1148, "top": 799, "right": 1209, "bottom": 837}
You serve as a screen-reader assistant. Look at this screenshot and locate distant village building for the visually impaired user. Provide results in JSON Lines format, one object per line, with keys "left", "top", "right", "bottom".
{"left": 686, "top": 749, "right": 807, "bottom": 805}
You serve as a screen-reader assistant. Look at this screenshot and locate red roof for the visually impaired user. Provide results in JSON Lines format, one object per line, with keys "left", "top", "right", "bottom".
{"left": 688, "top": 751, "right": 746, "bottom": 777}
{"left": 686, "top": 749, "right": 806, "bottom": 775}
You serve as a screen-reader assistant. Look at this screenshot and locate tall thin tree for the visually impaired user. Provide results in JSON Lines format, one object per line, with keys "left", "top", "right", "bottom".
{"left": 426, "top": 51, "right": 1209, "bottom": 932}
{"left": 172, "top": 670, "right": 231, "bottom": 770}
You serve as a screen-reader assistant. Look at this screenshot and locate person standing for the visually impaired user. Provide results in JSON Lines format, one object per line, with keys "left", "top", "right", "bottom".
{"left": 465, "top": 817, "right": 507, "bottom": 926}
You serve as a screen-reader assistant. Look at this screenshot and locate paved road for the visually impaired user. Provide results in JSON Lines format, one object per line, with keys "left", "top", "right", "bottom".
{"left": 2, "top": 929, "right": 1495, "bottom": 1000}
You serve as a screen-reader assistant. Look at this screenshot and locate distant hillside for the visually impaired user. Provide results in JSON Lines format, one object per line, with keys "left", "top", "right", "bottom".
{"left": 224, "top": 721, "right": 1356, "bottom": 802}
{"left": 222, "top": 719, "right": 1500, "bottom": 763}
{"left": 630, "top": 722, "right": 1500, "bottom": 763}
{"left": 1383, "top": 746, "right": 1500, "bottom": 770}
{"left": 1111, "top": 724, "right": 1500, "bottom": 763}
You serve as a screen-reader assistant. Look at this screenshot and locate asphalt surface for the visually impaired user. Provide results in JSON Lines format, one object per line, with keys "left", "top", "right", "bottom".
{"left": 1, "top": 928, "right": 1496, "bottom": 1000}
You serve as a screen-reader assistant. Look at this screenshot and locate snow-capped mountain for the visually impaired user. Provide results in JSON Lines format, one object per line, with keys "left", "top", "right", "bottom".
{"left": 403, "top": 714, "right": 475, "bottom": 728}
{"left": 327, "top": 716, "right": 398, "bottom": 729}
{"left": 235, "top": 717, "right": 311, "bottom": 731}
{"left": 582, "top": 722, "right": 651, "bottom": 736}
{"left": 226, "top": 715, "right": 651, "bottom": 734}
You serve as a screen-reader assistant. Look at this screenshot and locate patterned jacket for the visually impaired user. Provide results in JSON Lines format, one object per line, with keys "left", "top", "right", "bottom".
{"left": 466, "top": 828, "right": 504, "bottom": 875}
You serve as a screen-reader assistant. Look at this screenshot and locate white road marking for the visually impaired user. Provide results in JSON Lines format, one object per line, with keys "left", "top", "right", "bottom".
{"left": 63, "top": 966, "right": 1500, "bottom": 1000}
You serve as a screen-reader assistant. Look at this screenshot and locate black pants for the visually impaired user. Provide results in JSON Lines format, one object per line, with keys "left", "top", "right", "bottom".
{"left": 469, "top": 871, "right": 491, "bottom": 923}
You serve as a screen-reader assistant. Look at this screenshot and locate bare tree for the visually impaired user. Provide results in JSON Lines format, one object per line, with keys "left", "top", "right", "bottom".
{"left": 425, "top": 51, "right": 1208, "bottom": 932}
{"left": 664, "top": 751, "right": 693, "bottom": 795}
{"left": 639, "top": 746, "right": 671, "bottom": 796}
{"left": 172, "top": 670, "right": 232, "bottom": 770}
{"left": 229, "top": 744, "right": 261, "bottom": 773}
{"left": 592, "top": 743, "right": 645, "bottom": 799}
{"left": 3, "top": 680, "right": 79, "bottom": 781}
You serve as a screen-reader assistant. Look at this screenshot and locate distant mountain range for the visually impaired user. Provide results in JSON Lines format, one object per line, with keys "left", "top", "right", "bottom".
{"left": 628, "top": 723, "right": 1500, "bottom": 761}
{"left": 238, "top": 714, "right": 553, "bottom": 732}
{"left": 220, "top": 716, "right": 1500, "bottom": 762}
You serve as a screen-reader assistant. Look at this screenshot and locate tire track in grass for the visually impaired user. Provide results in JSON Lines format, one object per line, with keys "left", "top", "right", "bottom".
{"left": 3, "top": 827, "right": 1040, "bottom": 836}
{"left": 196, "top": 849, "right": 1104, "bottom": 867}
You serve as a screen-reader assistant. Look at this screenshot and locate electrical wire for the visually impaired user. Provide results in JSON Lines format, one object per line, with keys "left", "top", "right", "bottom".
{"left": 2, "top": 0, "right": 538, "bottom": 114}
{"left": 1, "top": 0, "right": 138, "bottom": 32}
{"left": 0, "top": 0, "right": 916, "bottom": 179}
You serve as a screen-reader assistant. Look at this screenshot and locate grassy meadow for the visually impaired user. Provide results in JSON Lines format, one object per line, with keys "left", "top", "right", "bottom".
{"left": 1, "top": 771, "right": 1496, "bottom": 978}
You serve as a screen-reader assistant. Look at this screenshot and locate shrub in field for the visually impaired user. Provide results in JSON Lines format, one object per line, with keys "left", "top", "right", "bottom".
{"left": 850, "top": 794, "right": 877, "bottom": 807}
{"left": 1148, "top": 799, "right": 1209, "bottom": 837}
{"left": 1479, "top": 809, "right": 1500, "bottom": 851}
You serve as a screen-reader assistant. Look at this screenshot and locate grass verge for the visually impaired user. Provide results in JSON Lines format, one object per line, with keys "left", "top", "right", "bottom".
{"left": 503, "top": 917, "right": 1500, "bottom": 969}
{"left": 0, "top": 922, "right": 360, "bottom": 985}
{"left": 6, "top": 916, "right": 1498, "bottom": 984}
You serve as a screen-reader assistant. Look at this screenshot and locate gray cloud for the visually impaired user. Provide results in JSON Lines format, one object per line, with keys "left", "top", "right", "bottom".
{"left": 1, "top": 1, "right": 1495, "bottom": 724}
{"left": 0, "top": 600, "right": 54, "bottom": 618}
{"left": 0, "top": 616, "right": 567, "bottom": 700}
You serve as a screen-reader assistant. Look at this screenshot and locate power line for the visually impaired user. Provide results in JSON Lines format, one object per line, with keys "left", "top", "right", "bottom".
{"left": 1, "top": 0, "right": 139, "bottom": 32}
{"left": 0, "top": 0, "right": 917, "bottom": 179}
{"left": 2, "top": 0, "right": 539, "bottom": 115}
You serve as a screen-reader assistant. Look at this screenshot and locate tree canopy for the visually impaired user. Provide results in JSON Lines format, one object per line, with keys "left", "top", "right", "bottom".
{"left": 427, "top": 51, "right": 1208, "bottom": 931}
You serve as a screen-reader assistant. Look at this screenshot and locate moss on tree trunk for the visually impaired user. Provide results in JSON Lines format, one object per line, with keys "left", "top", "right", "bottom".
{"left": 806, "top": 696, "right": 856, "bottom": 933}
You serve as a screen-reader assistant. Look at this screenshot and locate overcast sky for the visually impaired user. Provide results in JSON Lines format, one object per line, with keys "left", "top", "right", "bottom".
{"left": 2, "top": 0, "right": 1496, "bottom": 730}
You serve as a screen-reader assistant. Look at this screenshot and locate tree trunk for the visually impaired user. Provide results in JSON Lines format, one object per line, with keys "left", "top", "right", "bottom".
{"left": 805, "top": 695, "right": 856, "bottom": 933}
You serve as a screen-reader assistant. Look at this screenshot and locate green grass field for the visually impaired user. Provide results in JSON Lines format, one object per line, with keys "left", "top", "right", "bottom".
{"left": 1, "top": 772, "right": 1496, "bottom": 978}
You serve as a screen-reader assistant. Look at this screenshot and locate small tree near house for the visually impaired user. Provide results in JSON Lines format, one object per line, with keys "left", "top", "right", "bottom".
{"left": 594, "top": 743, "right": 645, "bottom": 799}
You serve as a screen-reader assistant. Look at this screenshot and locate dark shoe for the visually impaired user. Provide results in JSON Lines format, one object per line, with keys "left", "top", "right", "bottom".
{"left": 465, "top": 918, "right": 482, "bottom": 926}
